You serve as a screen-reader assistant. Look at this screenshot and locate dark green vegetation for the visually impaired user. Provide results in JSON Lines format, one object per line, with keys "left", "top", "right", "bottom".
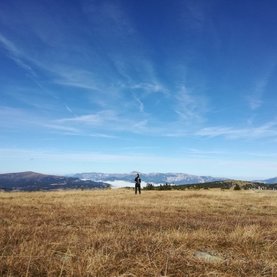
{"left": 144, "top": 180, "right": 277, "bottom": 190}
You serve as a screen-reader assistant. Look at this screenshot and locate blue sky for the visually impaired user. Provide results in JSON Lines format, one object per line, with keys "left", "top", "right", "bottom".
{"left": 1, "top": 0, "right": 277, "bottom": 178}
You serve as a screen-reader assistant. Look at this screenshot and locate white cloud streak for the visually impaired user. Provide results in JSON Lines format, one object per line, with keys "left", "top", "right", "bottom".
{"left": 0, "top": 33, "right": 36, "bottom": 77}
{"left": 0, "top": 106, "right": 35, "bottom": 129}
{"left": 247, "top": 61, "right": 276, "bottom": 110}
{"left": 0, "top": 4, "right": 168, "bottom": 129}
{"left": 174, "top": 85, "right": 208, "bottom": 123}
{"left": 56, "top": 110, "right": 116, "bottom": 125}
{"left": 42, "top": 124, "right": 80, "bottom": 134}
{"left": 183, "top": 147, "right": 277, "bottom": 159}
{"left": 130, "top": 82, "right": 168, "bottom": 94}
{"left": 54, "top": 110, "right": 153, "bottom": 135}
{"left": 196, "top": 121, "right": 277, "bottom": 139}
{"left": 64, "top": 104, "right": 73, "bottom": 114}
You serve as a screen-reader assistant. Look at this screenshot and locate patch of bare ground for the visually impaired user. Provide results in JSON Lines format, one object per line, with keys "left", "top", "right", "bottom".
{"left": 0, "top": 189, "right": 276, "bottom": 276}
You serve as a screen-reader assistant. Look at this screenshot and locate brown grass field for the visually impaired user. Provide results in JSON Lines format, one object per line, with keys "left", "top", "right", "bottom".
{"left": 0, "top": 189, "right": 276, "bottom": 277}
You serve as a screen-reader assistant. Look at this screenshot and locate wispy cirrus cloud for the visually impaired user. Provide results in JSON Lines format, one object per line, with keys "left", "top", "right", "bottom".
{"left": 64, "top": 104, "right": 73, "bottom": 114}
{"left": 0, "top": 33, "right": 112, "bottom": 114}
{"left": 55, "top": 111, "right": 105, "bottom": 125}
{"left": 183, "top": 147, "right": 277, "bottom": 159}
{"left": 0, "top": 106, "right": 37, "bottom": 129}
{"left": 42, "top": 124, "right": 80, "bottom": 134}
{"left": 1, "top": 29, "right": 102, "bottom": 94}
{"left": 246, "top": 61, "right": 276, "bottom": 110}
{"left": 247, "top": 77, "right": 268, "bottom": 110}
{"left": 196, "top": 121, "right": 277, "bottom": 139}
{"left": 174, "top": 85, "right": 208, "bottom": 124}
{"left": 0, "top": 1, "right": 168, "bottom": 125}
{"left": 88, "top": 133, "right": 118, "bottom": 139}
{"left": 81, "top": 1, "right": 169, "bottom": 97}
{"left": 0, "top": 105, "right": 79, "bottom": 136}
{"left": 53, "top": 68, "right": 101, "bottom": 91}
{"left": 129, "top": 82, "right": 168, "bottom": 95}
{"left": 56, "top": 111, "right": 114, "bottom": 125}
{"left": 54, "top": 109, "right": 151, "bottom": 134}
{"left": 132, "top": 94, "right": 145, "bottom": 113}
{"left": 43, "top": 125, "right": 119, "bottom": 139}
{"left": 0, "top": 33, "right": 21, "bottom": 56}
{"left": 0, "top": 33, "right": 36, "bottom": 77}
{"left": 0, "top": 105, "right": 120, "bottom": 138}
{"left": 82, "top": 0, "right": 134, "bottom": 36}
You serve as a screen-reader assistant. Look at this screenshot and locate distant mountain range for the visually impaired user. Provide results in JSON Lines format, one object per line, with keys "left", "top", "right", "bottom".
{"left": 0, "top": 171, "right": 276, "bottom": 192}
{"left": 72, "top": 172, "right": 226, "bottom": 186}
{"left": 0, "top": 171, "right": 110, "bottom": 191}
{"left": 72, "top": 172, "right": 277, "bottom": 186}
{"left": 260, "top": 177, "right": 277, "bottom": 184}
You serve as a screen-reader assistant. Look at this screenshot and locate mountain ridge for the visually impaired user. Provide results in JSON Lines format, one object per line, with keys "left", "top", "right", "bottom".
{"left": 0, "top": 171, "right": 110, "bottom": 191}
{"left": 1, "top": 171, "right": 276, "bottom": 191}
{"left": 72, "top": 172, "right": 277, "bottom": 186}
{"left": 259, "top": 177, "right": 277, "bottom": 184}
{"left": 72, "top": 172, "right": 226, "bottom": 185}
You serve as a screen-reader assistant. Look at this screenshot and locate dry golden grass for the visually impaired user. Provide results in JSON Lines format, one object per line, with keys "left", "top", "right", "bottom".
{"left": 0, "top": 189, "right": 276, "bottom": 276}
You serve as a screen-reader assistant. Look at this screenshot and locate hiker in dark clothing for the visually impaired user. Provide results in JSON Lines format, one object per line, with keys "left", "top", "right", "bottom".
{"left": 134, "top": 173, "right": 141, "bottom": 194}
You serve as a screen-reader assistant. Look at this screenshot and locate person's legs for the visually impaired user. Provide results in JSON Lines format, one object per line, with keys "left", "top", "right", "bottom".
{"left": 135, "top": 185, "right": 137, "bottom": 194}
{"left": 138, "top": 185, "right": 141, "bottom": 194}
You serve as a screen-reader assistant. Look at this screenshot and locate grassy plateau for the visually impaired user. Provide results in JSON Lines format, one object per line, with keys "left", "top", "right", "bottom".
{"left": 0, "top": 189, "right": 276, "bottom": 276}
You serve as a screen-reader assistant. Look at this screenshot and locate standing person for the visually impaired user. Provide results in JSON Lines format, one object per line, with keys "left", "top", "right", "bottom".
{"left": 134, "top": 173, "right": 141, "bottom": 194}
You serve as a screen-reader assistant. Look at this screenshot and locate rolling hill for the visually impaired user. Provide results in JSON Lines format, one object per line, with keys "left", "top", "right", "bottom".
{"left": 177, "top": 180, "right": 277, "bottom": 190}
{"left": 0, "top": 171, "right": 110, "bottom": 191}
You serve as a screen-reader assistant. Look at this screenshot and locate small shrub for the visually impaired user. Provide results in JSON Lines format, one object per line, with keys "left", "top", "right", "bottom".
{"left": 233, "top": 183, "right": 241, "bottom": 190}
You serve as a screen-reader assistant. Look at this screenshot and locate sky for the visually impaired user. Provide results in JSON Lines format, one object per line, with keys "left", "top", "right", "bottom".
{"left": 0, "top": 0, "right": 277, "bottom": 179}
